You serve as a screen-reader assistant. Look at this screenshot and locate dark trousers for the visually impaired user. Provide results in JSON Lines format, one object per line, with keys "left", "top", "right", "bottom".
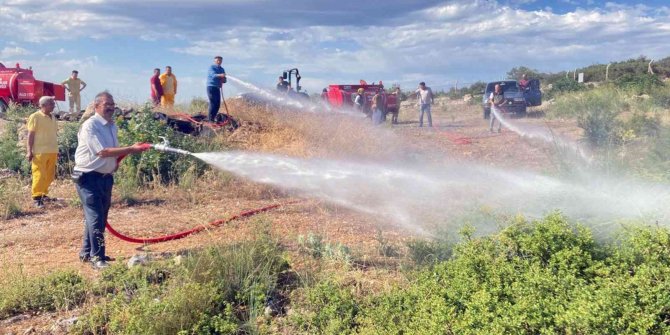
{"left": 207, "top": 86, "right": 221, "bottom": 122}
{"left": 76, "top": 172, "right": 113, "bottom": 261}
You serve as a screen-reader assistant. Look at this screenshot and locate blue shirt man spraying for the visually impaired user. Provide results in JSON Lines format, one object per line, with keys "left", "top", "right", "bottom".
{"left": 207, "top": 56, "right": 226, "bottom": 121}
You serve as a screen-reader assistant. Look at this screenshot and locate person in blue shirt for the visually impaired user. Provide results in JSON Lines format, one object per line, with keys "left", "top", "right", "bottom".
{"left": 207, "top": 56, "right": 227, "bottom": 121}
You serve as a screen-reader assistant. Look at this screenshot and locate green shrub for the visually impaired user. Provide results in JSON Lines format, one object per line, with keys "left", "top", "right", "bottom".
{"left": 186, "top": 97, "right": 210, "bottom": 115}
{"left": 549, "top": 88, "right": 626, "bottom": 146}
{"left": 57, "top": 121, "right": 79, "bottom": 176}
{"left": 298, "top": 233, "right": 352, "bottom": 264}
{"left": 0, "top": 270, "right": 87, "bottom": 318}
{"left": 291, "top": 281, "right": 360, "bottom": 335}
{"left": 638, "top": 128, "right": 670, "bottom": 181}
{"left": 650, "top": 87, "right": 670, "bottom": 108}
{"left": 548, "top": 77, "right": 586, "bottom": 98}
{"left": 116, "top": 105, "right": 225, "bottom": 186}
{"left": 615, "top": 73, "right": 664, "bottom": 95}
{"left": 76, "top": 232, "right": 286, "bottom": 334}
{"left": 290, "top": 214, "right": 670, "bottom": 334}
{"left": 405, "top": 238, "right": 451, "bottom": 266}
{"left": 0, "top": 120, "right": 30, "bottom": 176}
{"left": 0, "top": 177, "right": 22, "bottom": 219}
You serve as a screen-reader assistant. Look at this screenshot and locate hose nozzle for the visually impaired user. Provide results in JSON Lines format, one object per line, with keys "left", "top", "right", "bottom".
{"left": 151, "top": 136, "right": 192, "bottom": 155}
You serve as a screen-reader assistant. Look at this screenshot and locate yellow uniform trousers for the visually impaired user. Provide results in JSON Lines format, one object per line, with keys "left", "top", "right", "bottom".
{"left": 31, "top": 153, "right": 58, "bottom": 199}
{"left": 68, "top": 92, "right": 82, "bottom": 114}
{"left": 161, "top": 94, "right": 175, "bottom": 108}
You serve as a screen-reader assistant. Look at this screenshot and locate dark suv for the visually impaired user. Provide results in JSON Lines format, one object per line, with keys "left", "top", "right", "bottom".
{"left": 482, "top": 79, "right": 541, "bottom": 119}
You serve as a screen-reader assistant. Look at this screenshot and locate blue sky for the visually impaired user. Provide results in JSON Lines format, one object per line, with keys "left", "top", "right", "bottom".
{"left": 1, "top": 0, "right": 670, "bottom": 108}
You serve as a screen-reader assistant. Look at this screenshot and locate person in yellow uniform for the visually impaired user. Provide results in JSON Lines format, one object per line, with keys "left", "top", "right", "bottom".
{"left": 159, "top": 66, "right": 177, "bottom": 108}
{"left": 26, "top": 96, "right": 59, "bottom": 209}
{"left": 61, "top": 70, "right": 87, "bottom": 115}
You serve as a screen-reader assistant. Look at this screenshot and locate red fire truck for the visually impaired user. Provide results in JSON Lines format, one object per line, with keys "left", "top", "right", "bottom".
{"left": 0, "top": 62, "right": 65, "bottom": 114}
{"left": 324, "top": 80, "right": 399, "bottom": 122}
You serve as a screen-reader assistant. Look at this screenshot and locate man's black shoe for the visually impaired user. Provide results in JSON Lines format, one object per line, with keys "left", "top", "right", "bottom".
{"left": 80, "top": 255, "right": 115, "bottom": 262}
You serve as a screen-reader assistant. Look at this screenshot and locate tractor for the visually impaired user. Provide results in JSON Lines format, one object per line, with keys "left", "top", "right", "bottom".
{"left": 280, "top": 68, "right": 310, "bottom": 99}
{"left": 0, "top": 62, "right": 65, "bottom": 114}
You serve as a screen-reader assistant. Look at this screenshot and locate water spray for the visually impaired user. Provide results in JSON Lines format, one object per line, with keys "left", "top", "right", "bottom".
{"left": 490, "top": 105, "right": 593, "bottom": 163}
{"left": 227, "top": 75, "right": 363, "bottom": 117}
{"left": 149, "top": 136, "right": 192, "bottom": 156}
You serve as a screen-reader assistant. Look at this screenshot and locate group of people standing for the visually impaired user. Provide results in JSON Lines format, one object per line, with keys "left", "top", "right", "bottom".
{"left": 150, "top": 66, "right": 178, "bottom": 108}
{"left": 25, "top": 57, "right": 229, "bottom": 269}
{"left": 150, "top": 56, "right": 226, "bottom": 122}
{"left": 25, "top": 91, "right": 148, "bottom": 269}
{"left": 27, "top": 70, "right": 88, "bottom": 209}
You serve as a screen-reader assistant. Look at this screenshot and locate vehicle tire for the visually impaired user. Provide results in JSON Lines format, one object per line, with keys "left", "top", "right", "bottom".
{"left": 483, "top": 108, "right": 490, "bottom": 120}
{"left": 517, "top": 106, "right": 527, "bottom": 118}
{"left": 0, "top": 100, "right": 7, "bottom": 117}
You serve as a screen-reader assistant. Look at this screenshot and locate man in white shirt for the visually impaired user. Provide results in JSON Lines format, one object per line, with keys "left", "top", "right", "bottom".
{"left": 73, "top": 91, "right": 149, "bottom": 269}
{"left": 415, "top": 82, "right": 434, "bottom": 127}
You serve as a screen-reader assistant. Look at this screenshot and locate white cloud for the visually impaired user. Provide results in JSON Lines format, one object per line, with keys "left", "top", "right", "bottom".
{"left": 0, "top": 46, "right": 32, "bottom": 59}
{"left": 2, "top": 1, "right": 670, "bottom": 100}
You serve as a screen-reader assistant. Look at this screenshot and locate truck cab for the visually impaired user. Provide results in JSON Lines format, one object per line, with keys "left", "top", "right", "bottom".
{"left": 481, "top": 79, "right": 541, "bottom": 119}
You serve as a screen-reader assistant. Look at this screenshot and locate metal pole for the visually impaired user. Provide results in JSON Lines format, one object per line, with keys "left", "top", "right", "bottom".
{"left": 220, "top": 87, "right": 230, "bottom": 117}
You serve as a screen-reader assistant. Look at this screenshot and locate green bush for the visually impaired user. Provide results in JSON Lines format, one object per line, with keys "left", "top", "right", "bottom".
{"left": 115, "top": 105, "right": 226, "bottom": 186}
{"left": 57, "top": 121, "right": 79, "bottom": 176}
{"left": 405, "top": 238, "right": 451, "bottom": 267}
{"left": 75, "top": 232, "right": 287, "bottom": 335}
{"left": 0, "top": 120, "right": 30, "bottom": 176}
{"left": 615, "top": 73, "right": 665, "bottom": 95}
{"left": 650, "top": 87, "right": 670, "bottom": 108}
{"left": 0, "top": 270, "right": 87, "bottom": 318}
{"left": 0, "top": 177, "right": 22, "bottom": 219}
{"left": 549, "top": 88, "right": 626, "bottom": 146}
{"left": 298, "top": 233, "right": 352, "bottom": 264}
{"left": 186, "top": 97, "right": 210, "bottom": 115}
{"left": 291, "top": 281, "right": 360, "bottom": 335}
{"left": 290, "top": 214, "right": 670, "bottom": 334}
{"left": 548, "top": 77, "right": 587, "bottom": 98}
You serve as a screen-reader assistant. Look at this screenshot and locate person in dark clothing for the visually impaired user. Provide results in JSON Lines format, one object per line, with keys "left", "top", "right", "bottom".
{"left": 206, "top": 56, "right": 226, "bottom": 121}
{"left": 276, "top": 76, "right": 289, "bottom": 92}
{"left": 150, "top": 68, "right": 163, "bottom": 106}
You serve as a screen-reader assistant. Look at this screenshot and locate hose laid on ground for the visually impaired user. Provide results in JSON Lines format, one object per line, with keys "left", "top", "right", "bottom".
{"left": 105, "top": 200, "right": 301, "bottom": 244}
{"left": 105, "top": 154, "right": 300, "bottom": 244}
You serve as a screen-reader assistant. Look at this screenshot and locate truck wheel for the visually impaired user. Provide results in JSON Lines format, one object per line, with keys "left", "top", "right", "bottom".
{"left": 517, "top": 106, "right": 527, "bottom": 118}
{"left": 483, "top": 108, "right": 490, "bottom": 120}
{"left": 0, "top": 100, "right": 7, "bottom": 116}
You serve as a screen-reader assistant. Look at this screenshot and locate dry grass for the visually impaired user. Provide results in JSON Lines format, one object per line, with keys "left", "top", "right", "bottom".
{"left": 224, "top": 99, "right": 407, "bottom": 162}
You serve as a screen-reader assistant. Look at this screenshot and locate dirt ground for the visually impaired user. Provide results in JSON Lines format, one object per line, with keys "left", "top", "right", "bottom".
{"left": 0, "top": 98, "right": 584, "bottom": 333}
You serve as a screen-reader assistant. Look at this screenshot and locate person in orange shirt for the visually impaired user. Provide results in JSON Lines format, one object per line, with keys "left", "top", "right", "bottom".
{"left": 26, "top": 96, "right": 59, "bottom": 208}
{"left": 159, "top": 66, "right": 177, "bottom": 108}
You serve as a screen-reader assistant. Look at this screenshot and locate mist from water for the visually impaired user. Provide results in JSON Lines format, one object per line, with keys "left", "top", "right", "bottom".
{"left": 491, "top": 105, "right": 593, "bottom": 163}
{"left": 227, "top": 75, "right": 363, "bottom": 117}
{"left": 194, "top": 151, "right": 670, "bottom": 235}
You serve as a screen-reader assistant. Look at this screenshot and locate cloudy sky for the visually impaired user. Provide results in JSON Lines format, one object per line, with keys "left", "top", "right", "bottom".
{"left": 1, "top": 0, "right": 670, "bottom": 106}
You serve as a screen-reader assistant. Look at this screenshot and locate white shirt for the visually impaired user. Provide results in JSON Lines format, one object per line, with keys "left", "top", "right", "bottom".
{"left": 415, "top": 87, "right": 433, "bottom": 105}
{"left": 74, "top": 113, "right": 119, "bottom": 174}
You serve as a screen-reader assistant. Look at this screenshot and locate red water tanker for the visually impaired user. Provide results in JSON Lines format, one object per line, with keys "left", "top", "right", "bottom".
{"left": 0, "top": 62, "right": 65, "bottom": 114}
{"left": 325, "top": 80, "right": 399, "bottom": 122}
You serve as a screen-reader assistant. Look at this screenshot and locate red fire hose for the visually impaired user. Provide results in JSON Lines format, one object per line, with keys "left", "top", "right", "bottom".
{"left": 105, "top": 200, "right": 301, "bottom": 244}
{"left": 105, "top": 152, "right": 300, "bottom": 244}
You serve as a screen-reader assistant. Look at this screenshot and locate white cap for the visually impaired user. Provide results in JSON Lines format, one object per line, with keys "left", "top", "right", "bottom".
{"left": 38, "top": 96, "right": 55, "bottom": 106}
